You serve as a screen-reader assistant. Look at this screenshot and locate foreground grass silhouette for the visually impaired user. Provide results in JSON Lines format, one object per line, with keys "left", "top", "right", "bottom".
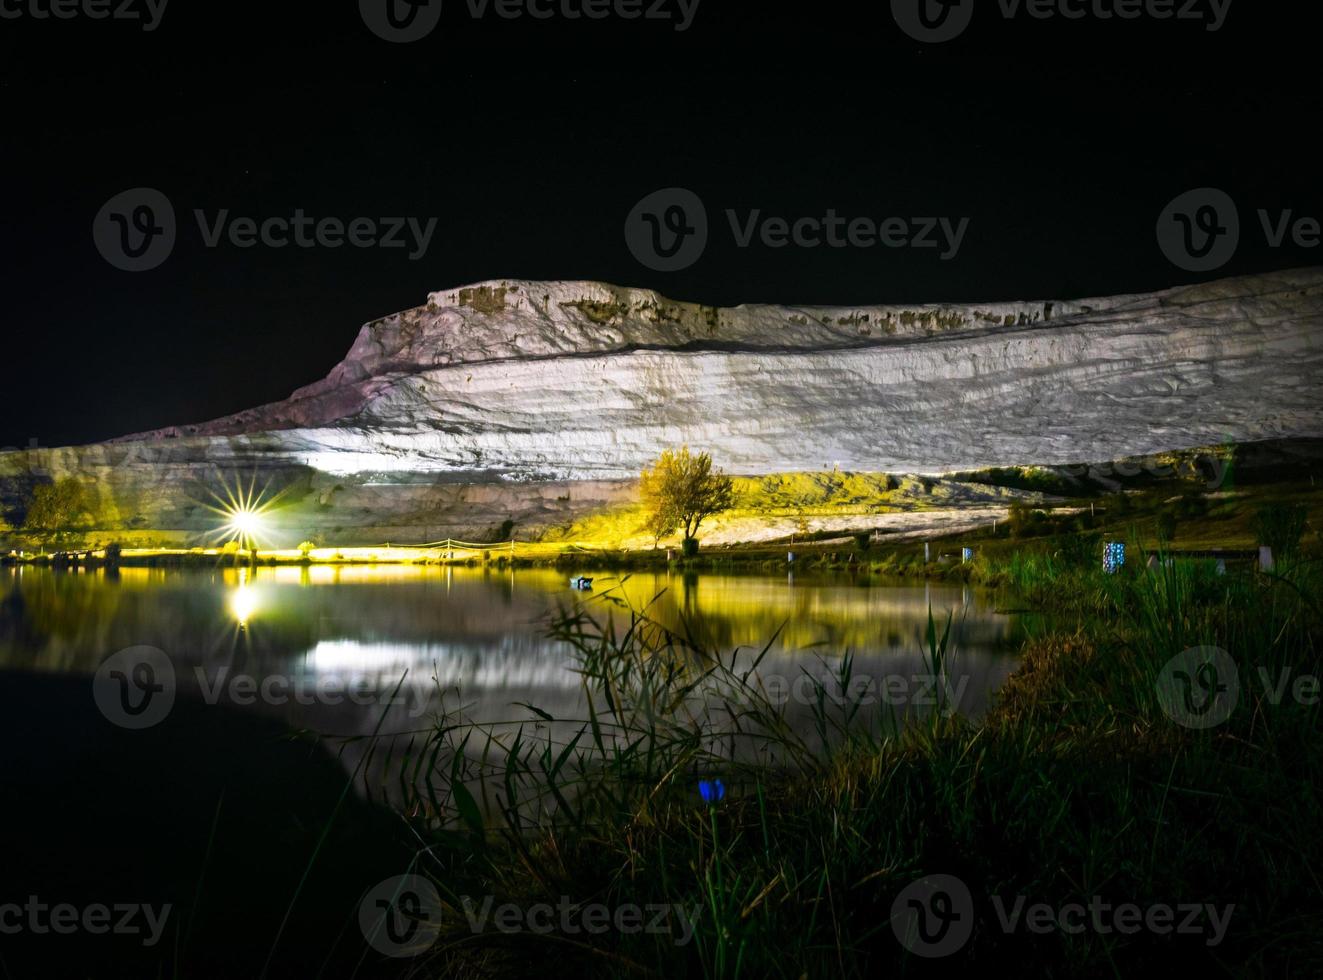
{"left": 359, "top": 551, "right": 1323, "bottom": 978}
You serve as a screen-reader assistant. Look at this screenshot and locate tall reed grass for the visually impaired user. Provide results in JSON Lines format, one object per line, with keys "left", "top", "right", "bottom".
{"left": 362, "top": 557, "right": 1323, "bottom": 978}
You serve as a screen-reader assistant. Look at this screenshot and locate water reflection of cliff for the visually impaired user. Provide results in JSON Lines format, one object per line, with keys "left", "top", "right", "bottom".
{"left": 0, "top": 566, "right": 1021, "bottom": 759}
{"left": 608, "top": 571, "right": 1009, "bottom": 654}
{"left": 1, "top": 566, "right": 1014, "bottom": 673}
{"left": 0, "top": 564, "right": 1026, "bottom": 811}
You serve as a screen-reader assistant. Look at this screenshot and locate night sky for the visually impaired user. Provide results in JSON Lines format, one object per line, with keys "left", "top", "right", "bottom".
{"left": 1, "top": 0, "right": 1319, "bottom": 449}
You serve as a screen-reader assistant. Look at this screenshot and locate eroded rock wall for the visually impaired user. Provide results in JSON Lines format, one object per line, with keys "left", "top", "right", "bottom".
{"left": 3, "top": 269, "right": 1320, "bottom": 544}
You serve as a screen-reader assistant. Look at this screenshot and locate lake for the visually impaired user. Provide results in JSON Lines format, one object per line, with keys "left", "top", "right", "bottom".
{"left": 0, "top": 564, "right": 1025, "bottom": 748}
{"left": 0, "top": 564, "right": 1026, "bottom": 976}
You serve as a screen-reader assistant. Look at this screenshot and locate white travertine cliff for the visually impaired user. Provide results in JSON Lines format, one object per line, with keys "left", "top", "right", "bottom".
{"left": 2, "top": 268, "right": 1321, "bottom": 542}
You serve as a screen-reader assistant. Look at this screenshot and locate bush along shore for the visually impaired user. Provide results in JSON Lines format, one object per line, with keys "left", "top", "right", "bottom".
{"left": 5, "top": 472, "right": 1317, "bottom": 576}
{"left": 338, "top": 536, "right": 1323, "bottom": 978}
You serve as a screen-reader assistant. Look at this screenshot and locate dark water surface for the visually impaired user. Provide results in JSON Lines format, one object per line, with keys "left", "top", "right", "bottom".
{"left": 0, "top": 565, "right": 1026, "bottom": 977}
{"left": 0, "top": 564, "right": 1024, "bottom": 726}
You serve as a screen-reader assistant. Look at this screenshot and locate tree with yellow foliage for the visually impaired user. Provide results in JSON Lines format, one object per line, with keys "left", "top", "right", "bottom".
{"left": 639, "top": 447, "right": 735, "bottom": 553}
{"left": 22, "top": 477, "right": 95, "bottom": 549}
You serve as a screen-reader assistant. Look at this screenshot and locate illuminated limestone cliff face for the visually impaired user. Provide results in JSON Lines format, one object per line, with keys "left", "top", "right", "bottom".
{"left": 2, "top": 269, "right": 1322, "bottom": 543}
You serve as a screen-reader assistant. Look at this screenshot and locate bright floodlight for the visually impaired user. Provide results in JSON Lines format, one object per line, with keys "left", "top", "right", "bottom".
{"left": 229, "top": 580, "right": 259, "bottom": 626}
{"left": 201, "top": 472, "right": 282, "bottom": 551}
{"left": 222, "top": 506, "right": 267, "bottom": 549}
{"left": 228, "top": 509, "right": 262, "bottom": 539}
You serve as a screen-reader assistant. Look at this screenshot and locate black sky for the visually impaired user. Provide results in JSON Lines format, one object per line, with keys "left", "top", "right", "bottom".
{"left": 1, "top": 0, "right": 1319, "bottom": 448}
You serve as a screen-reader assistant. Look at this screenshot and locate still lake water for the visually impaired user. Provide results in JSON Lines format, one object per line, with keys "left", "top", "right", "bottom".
{"left": 0, "top": 564, "right": 1030, "bottom": 973}
{"left": 0, "top": 565, "right": 1025, "bottom": 761}
{"left": 0, "top": 566, "right": 1021, "bottom": 980}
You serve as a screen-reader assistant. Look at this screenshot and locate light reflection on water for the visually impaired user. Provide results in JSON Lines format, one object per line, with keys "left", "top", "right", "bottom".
{"left": 0, "top": 564, "right": 1024, "bottom": 751}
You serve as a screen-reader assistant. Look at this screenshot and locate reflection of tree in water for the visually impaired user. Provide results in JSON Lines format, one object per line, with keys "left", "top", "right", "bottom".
{"left": 0, "top": 570, "right": 125, "bottom": 670}
{"left": 597, "top": 572, "right": 1015, "bottom": 659}
{"left": 0, "top": 579, "right": 44, "bottom": 661}
{"left": 0, "top": 567, "right": 1020, "bottom": 685}
{"left": 0, "top": 568, "right": 320, "bottom": 675}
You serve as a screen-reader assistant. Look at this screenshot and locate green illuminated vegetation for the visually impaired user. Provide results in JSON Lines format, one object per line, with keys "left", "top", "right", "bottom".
{"left": 544, "top": 469, "right": 1010, "bottom": 547}
{"left": 338, "top": 446, "right": 1323, "bottom": 976}
{"left": 369, "top": 548, "right": 1322, "bottom": 977}
{"left": 19, "top": 477, "right": 99, "bottom": 548}
{"left": 2, "top": 443, "right": 1320, "bottom": 975}
{"left": 638, "top": 446, "right": 735, "bottom": 552}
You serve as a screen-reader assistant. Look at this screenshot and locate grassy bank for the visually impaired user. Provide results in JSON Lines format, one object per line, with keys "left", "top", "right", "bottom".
{"left": 350, "top": 543, "right": 1322, "bottom": 977}
{"left": 8, "top": 479, "right": 1316, "bottom": 577}
{"left": 6, "top": 442, "right": 1320, "bottom": 575}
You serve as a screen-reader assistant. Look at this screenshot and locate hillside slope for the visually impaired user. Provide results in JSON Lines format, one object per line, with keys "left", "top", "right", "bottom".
{"left": 2, "top": 269, "right": 1320, "bottom": 543}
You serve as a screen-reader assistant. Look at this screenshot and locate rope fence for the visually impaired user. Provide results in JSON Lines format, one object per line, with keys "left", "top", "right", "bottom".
{"left": 378, "top": 538, "right": 606, "bottom": 557}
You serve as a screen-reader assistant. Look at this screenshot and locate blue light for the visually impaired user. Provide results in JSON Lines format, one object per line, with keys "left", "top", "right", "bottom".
{"left": 698, "top": 779, "right": 726, "bottom": 804}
